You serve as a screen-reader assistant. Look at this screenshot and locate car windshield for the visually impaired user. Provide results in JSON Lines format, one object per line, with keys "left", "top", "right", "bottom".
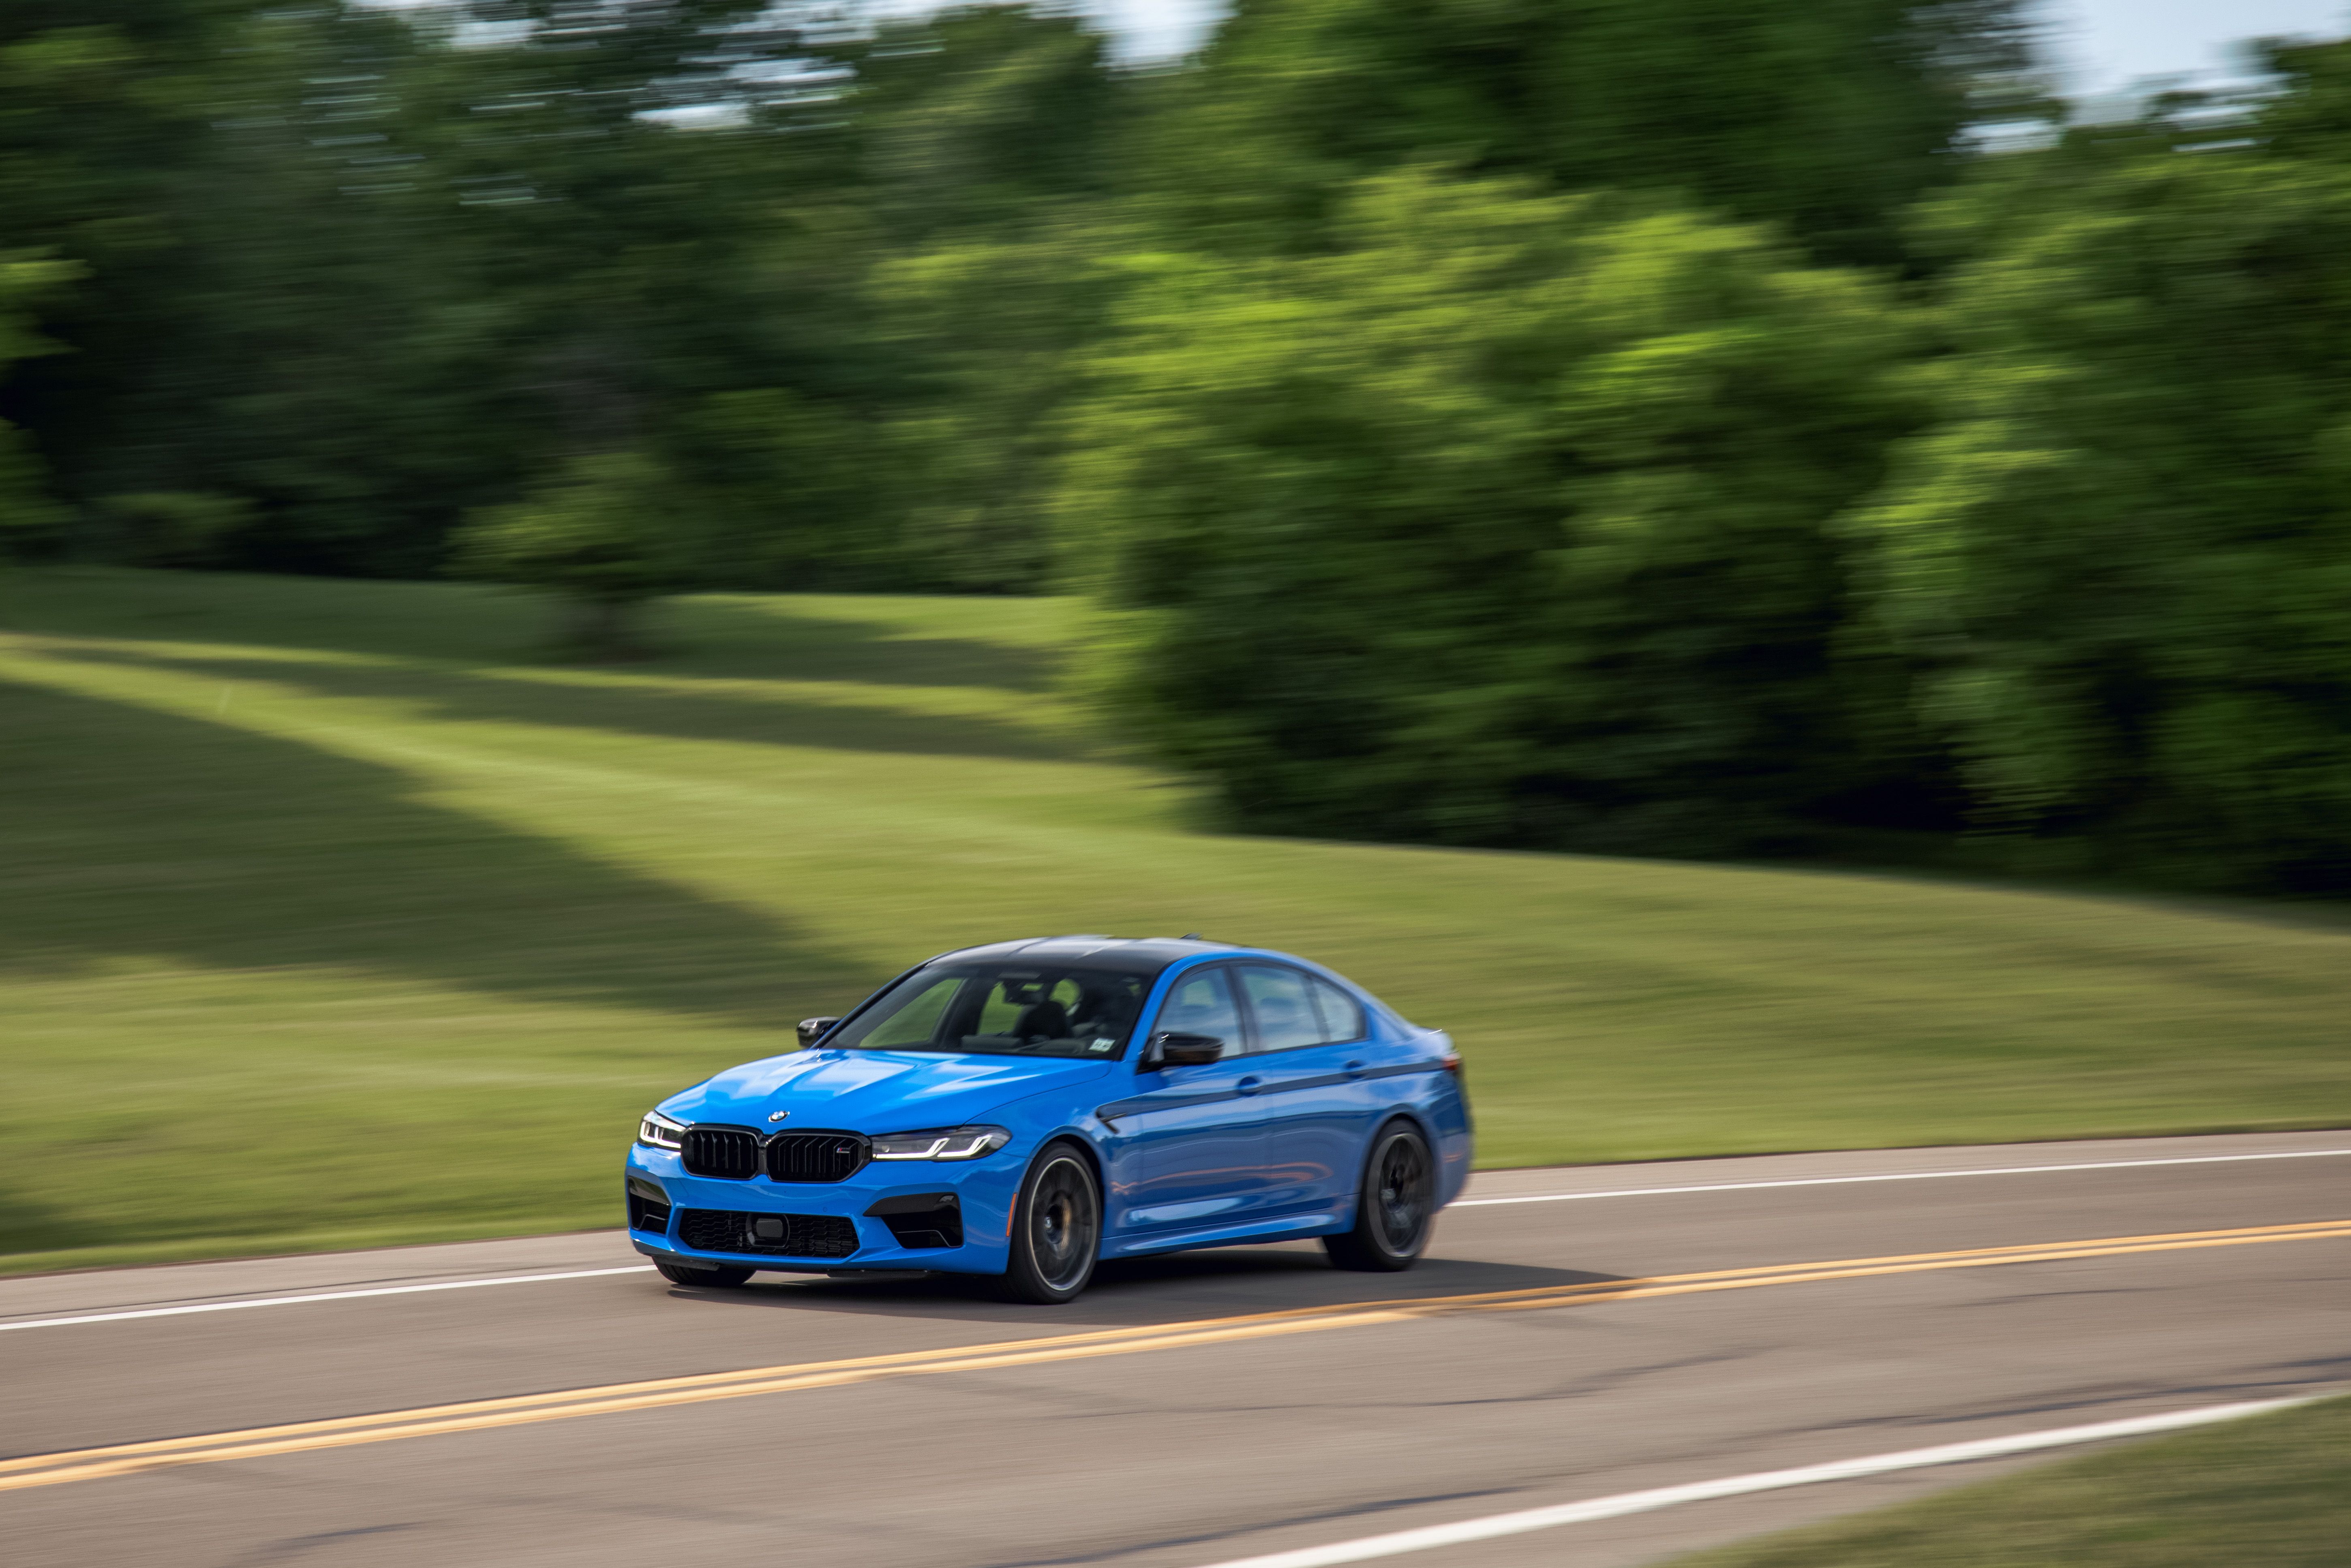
{"left": 826, "top": 963, "right": 1151, "bottom": 1059}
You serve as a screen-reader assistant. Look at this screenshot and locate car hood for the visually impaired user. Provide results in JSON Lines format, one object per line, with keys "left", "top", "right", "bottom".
{"left": 661, "top": 1049, "right": 1113, "bottom": 1134}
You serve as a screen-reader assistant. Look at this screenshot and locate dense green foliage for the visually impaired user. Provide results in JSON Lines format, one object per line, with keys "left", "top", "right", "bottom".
{"left": 0, "top": 254, "right": 76, "bottom": 547}
{"left": 1065, "top": 172, "right": 1914, "bottom": 851}
{"left": 0, "top": 0, "right": 1123, "bottom": 588}
{"left": 4, "top": 2, "right": 2351, "bottom": 890}
{"left": 1146, "top": 0, "right": 2039, "bottom": 263}
{"left": 1855, "top": 132, "right": 2351, "bottom": 890}
{"left": 451, "top": 450, "right": 697, "bottom": 652}
{"left": 1073, "top": 44, "right": 2351, "bottom": 891}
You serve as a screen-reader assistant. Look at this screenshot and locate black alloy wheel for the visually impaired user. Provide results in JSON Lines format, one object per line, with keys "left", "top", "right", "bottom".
{"left": 999, "top": 1142, "right": 1101, "bottom": 1304}
{"left": 655, "top": 1260, "right": 754, "bottom": 1288}
{"left": 1325, "top": 1122, "right": 1435, "bottom": 1272}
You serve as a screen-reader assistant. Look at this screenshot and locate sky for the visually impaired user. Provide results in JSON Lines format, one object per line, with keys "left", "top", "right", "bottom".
{"left": 1090, "top": 0, "right": 2351, "bottom": 85}
{"left": 397, "top": 0, "right": 2351, "bottom": 99}
{"left": 2052, "top": 0, "right": 2349, "bottom": 97}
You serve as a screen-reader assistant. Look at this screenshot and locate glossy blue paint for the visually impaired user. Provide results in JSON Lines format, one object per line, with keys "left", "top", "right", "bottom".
{"left": 624, "top": 935, "right": 1472, "bottom": 1284}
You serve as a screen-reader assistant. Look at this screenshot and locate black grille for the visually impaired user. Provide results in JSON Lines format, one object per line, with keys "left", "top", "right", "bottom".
{"left": 677, "top": 1209, "right": 859, "bottom": 1260}
{"left": 680, "top": 1127, "right": 761, "bottom": 1179}
{"left": 764, "top": 1132, "right": 867, "bottom": 1183}
{"left": 627, "top": 1189, "right": 673, "bottom": 1236}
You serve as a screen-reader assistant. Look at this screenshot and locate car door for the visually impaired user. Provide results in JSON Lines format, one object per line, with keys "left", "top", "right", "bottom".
{"left": 1102, "top": 963, "right": 1275, "bottom": 1235}
{"left": 1235, "top": 964, "right": 1384, "bottom": 1216}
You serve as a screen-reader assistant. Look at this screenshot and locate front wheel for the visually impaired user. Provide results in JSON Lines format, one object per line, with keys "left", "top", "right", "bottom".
{"left": 655, "top": 1260, "right": 754, "bottom": 1288}
{"left": 1324, "top": 1122, "right": 1435, "bottom": 1272}
{"left": 997, "top": 1142, "right": 1101, "bottom": 1304}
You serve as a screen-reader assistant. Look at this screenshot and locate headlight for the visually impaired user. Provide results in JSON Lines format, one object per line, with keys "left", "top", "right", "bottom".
{"left": 868, "top": 1125, "right": 1011, "bottom": 1162}
{"left": 637, "top": 1110, "right": 686, "bottom": 1150}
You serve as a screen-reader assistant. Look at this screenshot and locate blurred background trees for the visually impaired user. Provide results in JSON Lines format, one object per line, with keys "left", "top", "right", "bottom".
{"left": 1139, "top": 0, "right": 2041, "bottom": 265}
{"left": 0, "top": 253, "right": 78, "bottom": 550}
{"left": 1850, "top": 80, "right": 2351, "bottom": 892}
{"left": 3, "top": 1, "right": 2349, "bottom": 892}
{"left": 1062, "top": 172, "right": 1914, "bottom": 854}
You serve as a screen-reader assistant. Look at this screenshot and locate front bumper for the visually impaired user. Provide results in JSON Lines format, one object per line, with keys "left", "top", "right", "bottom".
{"left": 624, "top": 1142, "right": 1019, "bottom": 1275}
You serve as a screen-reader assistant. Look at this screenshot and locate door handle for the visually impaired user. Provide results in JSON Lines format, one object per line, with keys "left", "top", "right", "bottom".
{"left": 1345, "top": 1061, "right": 1367, "bottom": 1079}
{"left": 1235, "top": 1076, "right": 1263, "bottom": 1096}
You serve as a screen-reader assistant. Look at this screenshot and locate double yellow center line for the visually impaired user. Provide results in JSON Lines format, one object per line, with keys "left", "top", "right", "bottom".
{"left": 6, "top": 1216, "right": 2347, "bottom": 1493}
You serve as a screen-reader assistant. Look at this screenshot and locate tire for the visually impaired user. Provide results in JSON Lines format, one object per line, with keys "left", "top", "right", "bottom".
{"left": 997, "top": 1142, "right": 1101, "bottom": 1304}
{"left": 1324, "top": 1121, "right": 1436, "bottom": 1272}
{"left": 655, "top": 1260, "right": 754, "bottom": 1288}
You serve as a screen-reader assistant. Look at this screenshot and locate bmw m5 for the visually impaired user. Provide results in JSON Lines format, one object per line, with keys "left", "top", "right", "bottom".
{"left": 624, "top": 935, "right": 1471, "bottom": 1302}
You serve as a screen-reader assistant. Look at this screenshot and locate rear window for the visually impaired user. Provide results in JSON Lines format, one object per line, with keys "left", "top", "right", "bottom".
{"left": 1235, "top": 964, "right": 1369, "bottom": 1050}
{"left": 828, "top": 963, "right": 1151, "bottom": 1059}
{"left": 1309, "top": 976, "right": 1367, "bottom": 1044}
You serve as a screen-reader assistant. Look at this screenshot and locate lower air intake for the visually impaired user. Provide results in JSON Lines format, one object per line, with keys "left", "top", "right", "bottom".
{"left": 626, "top": 1189, "right": 672, "bottom": 1236}
{"left": 677, "top": 1209, "right": 859, "bottom": 1260}
{"left": 865, "top": 1193, "right": 964, "bottom": 1249}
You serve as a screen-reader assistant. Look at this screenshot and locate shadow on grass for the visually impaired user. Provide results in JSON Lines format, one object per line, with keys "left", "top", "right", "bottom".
{"left": 0, "top": 569, "right": 1065, "bottom": 694}
{"left": 0, "top": 676, "right": 871, "bottom": 1027}
{"left": 47, "top": 642, "right": 1083, "bottom": 764}
{"left": 662, "top": 597, "right": 1063, "bottom": 694}
{"left": 0, "top": 1185, "right": 86, "bottom": 1260}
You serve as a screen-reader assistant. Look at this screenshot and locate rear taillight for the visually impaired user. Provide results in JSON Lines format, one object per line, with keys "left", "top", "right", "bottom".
{"left": 1440, "top": 1051, "right": 1463, "bottom": 1077}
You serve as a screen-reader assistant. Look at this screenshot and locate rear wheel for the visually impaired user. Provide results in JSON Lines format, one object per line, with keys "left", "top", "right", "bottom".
{"left": 1324, "top": 1122, "right": 1435, "bottom": 1272}
{"left": 655, "top": 1260, "right": 754, "bottom": 1288}
{"left": 997, "top": 1142, "right": 1101, "bottom": 1304}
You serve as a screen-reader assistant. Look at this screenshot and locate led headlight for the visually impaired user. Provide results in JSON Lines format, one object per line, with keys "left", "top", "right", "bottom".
{"left": 637, "top": 1109, "right": 686, "bottom": 1151}
{"left": 868, "top": 1125, "right": 1011, "bottom": 1162}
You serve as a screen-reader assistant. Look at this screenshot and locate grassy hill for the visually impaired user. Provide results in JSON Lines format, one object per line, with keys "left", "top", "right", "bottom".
{"left": 4, "top": 567, "right": 2349, "bottom": 1273}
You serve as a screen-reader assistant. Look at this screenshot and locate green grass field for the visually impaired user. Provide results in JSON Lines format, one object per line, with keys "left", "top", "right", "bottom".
{"left": 1662, "top": 1397, "right": 2351, "bottom": 1568}
{"left": 4, "top": 567, "right": 2349, "bottom": 1273}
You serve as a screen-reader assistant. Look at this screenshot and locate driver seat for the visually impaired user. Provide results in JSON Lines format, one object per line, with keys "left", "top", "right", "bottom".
{"left": 1011, "top": 999, "right": 1071, "bottom": 1042}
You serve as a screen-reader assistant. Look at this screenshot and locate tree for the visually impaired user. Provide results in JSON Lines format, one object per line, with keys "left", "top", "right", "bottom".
{"left": 86, "top": 6, "right": 503, "bottom": 572}
{"left": 1846, "top": 120, "right": 2351, "bottom": 890}
{"left": 1142, "top": 0, "right": 2042, "bottom": 265}
{"left": 2249, "top": 34, "right": 2351, "bottom": 160}
{"left": 0, "top": 252, "right": 78, "bottom": 554}
{"left": 1062, "top": 169, "right": 1912, "bottom": 854}
{"left": 450, "top": 449, "right": 699, "bottom": 656}
{"left": 845, "top": 5, "right": 1124, "bottom": 245}
{"left": 868, "top": 220, "right": 1126, "bottom": 591}
{"left": 845, "top": 6, "right": 1131, "bottom": 590}
{"left": 1, "top": 1, "right": 877, "bottom": 578}
{"left": 0, "top": 3, "right": 259, "bottom": 530}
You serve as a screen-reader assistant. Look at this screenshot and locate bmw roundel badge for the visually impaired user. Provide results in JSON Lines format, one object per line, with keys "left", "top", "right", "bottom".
{"left": 767, "top": 1110, "right": 790, "bottom": 1123}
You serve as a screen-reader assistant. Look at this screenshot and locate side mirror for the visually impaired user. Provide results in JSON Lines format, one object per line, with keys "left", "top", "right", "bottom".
{"left": 1149, "top": 1031, "right": 1227, "bottom": 1068}
{"left": 797, "top": 1016, "right": 840, "bottom": 1047}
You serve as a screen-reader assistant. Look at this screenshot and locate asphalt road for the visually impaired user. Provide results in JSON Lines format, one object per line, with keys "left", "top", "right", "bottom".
{"left": 6, "top": 1129, "right": 2348, "bottom": 1568}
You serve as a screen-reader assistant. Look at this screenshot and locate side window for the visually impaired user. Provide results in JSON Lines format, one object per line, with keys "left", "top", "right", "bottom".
{"left": 1308, "top": 977, "right": 1367, "bottom": 1044}
{"left": 1238, "top": 965, "right": 1323, "bottom": 1052}
{"left": 1155, "top": 966, "right": 1243, "bottom": 1059}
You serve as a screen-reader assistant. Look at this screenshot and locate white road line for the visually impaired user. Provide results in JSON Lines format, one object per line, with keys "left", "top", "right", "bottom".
{"left": 0, "top": 1266, "right": 655, "bottom": 1333}
{"left": 1190, "top": 1396, "right": 2325, "bottom": 1568}
{"left": 1451, "top": 1147, "right": 2351, "bottom": 1208}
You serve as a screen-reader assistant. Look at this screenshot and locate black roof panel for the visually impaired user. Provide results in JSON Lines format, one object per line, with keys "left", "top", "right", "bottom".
{"left": 929, "top": 934, "right": 1242, "bottom": 974}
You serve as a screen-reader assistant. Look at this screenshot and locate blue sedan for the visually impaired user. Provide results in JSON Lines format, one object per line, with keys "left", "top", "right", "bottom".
{"left": 625, "top": 935, "right": 1472, "bottom": 1302}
